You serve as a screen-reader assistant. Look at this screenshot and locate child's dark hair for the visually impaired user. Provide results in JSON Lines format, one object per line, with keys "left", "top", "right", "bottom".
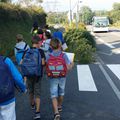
{"left": 37, "top": 28, "right": 43, "bottom": 34}
{"left": 32, "top": 35, "right": 41, "bottom": 44}
{"left": 50, "top": 38, "right": 61, "bottom": 50}
{"left": 44, "top": 31, "right": 52, "bottom": 39}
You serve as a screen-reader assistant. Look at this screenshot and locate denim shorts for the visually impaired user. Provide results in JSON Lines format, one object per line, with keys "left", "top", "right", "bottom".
{"left": 49, "top": 77, "right": 66, "bottom": 98}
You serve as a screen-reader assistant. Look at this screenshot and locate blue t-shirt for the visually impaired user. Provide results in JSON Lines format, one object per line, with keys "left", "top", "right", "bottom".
{"left": 53, "top": 31, "right": 65, "bottom": 44}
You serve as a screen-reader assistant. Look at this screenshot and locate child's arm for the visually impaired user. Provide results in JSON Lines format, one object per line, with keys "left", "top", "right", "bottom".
{"left": 5, "top": 58, "right": 26, "bottom": 92}
{"left": 67, "top": 62, "right": 74, "bottom": 70}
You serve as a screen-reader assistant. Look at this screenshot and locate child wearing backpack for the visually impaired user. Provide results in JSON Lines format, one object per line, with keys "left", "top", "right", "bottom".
{"left": 46, "top": 38, "right": 74, "bottom": 120}
{"left": 14, "top": 34, "right": 30, "bottom": 65}
{"left": 0, "top": 55, "right": 26, "bottom": 120}
{"left": 41, "top": 31, "right": 52, "bottom": 57}
{"left": 21, "top": 35, "right": 46, "bottom": 120}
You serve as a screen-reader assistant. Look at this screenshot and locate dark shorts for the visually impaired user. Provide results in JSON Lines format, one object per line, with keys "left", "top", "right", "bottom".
{"left": 27, "top": 76, "right": 42, "bottom": 98}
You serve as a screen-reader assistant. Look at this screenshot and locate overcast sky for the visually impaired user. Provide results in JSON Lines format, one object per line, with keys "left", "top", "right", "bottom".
{"left": 42, "top": 0, "right": 120, "bottom": 12}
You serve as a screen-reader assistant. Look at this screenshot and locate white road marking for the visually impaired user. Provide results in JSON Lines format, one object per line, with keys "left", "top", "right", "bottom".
{"left": 96, "top": 37, "right": 115, "bottom": 49}
{"left": 107, "top": 64, "right": 120, "bottom": 80}
{"left": 112, "top": 48, "right": 120, "bottom": 54}
{"left": 91, "top": 31, "right": 115, "bottom": 49}
{"left": 110, "top": 32, "right": 120, "bottom": 37}
{"left": 99, "top": 64, "right": 120, "bottom": 101}
{"left": 111, "top": 41, "right": 120, "bottom": 45}
{"left": 77, "top": 65, "right": 98, "bottom": 92}
{"left": 97, "top": 51, "right": 112, "bottom": 56}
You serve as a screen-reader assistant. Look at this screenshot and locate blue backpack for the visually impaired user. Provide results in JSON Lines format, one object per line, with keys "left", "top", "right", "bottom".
{"left": 15, "top": 43, "right": 28, "bottom": 65}
{"left": 21, "top": 48, "right": 42, "bottom": 76}
{"left": 0, "top": 56, "right": 14, "bottom": 103}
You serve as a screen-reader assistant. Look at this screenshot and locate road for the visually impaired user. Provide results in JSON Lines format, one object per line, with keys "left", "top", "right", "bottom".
{"left": 16, "top": 26, "right": 120, "bottom": 120}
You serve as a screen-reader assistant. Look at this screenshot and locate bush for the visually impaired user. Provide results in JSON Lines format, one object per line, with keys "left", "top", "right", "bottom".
{"left": 64, "top": 29, "right": 96, "bottom": 63}
{"left": 64, "top": 22, "right": 86, "bottom": 32}
{"left": 64, "top": 29, "right": 96, "bottom": 47}
{"left": 0, "top": 3, "right": 47, "bottom": 57}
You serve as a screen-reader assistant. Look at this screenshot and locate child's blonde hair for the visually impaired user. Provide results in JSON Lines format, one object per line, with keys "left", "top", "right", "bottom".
{"left": 16, "top": 34, "right": 24, "bottom": 42}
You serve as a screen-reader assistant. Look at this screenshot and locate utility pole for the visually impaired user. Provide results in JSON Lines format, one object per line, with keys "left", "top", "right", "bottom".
{"left": 76, "top": 0, "right": 82, "bottom": 28}
{"left": 76, "top": 1, "right": 79, "bottom": 28}
{"left": 69, "top": 0, "right": 72, "bottom": 25}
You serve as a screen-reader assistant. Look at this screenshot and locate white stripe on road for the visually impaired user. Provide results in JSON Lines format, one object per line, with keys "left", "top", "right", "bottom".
{"left": 99, "top": 64, "right": 120, "bottom": 101}
{"left": 77, "top": 65, "right": 98, "bottom": 92}
{"left": 96, "top": 37, "right": 115, "bottom": 49}
{"left": 91, "top": 32, "right": 115, "bottom": 49}
{"left": 107, "top": 64, "right": 120, "bottom": 80}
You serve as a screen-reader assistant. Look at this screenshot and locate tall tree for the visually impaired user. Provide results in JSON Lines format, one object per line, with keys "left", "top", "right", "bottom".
{"left": 113, "top": 2, "right": 120, "bottom": 11}
{"left": 79, "top": 6, "right": 94, "bottom": 24}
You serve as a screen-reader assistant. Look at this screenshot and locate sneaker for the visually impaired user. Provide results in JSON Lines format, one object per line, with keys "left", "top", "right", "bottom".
{"left": 58, "top": 106, "right": 62, "bottom": 112}
{"left": 34, "top": 112, "right": 41, "bottom": 120}
{"left": 54, "top": 113, "right": 60, "bottom": 120}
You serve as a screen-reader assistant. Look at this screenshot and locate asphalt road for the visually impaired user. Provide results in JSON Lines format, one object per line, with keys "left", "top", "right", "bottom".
{"left": 16, "top": 27, "right": 120, "bottom": 120}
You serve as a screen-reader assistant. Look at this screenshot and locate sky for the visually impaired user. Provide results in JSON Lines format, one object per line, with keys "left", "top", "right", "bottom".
{"left": 41, "top": 0, "right": 120, "bottom": 12}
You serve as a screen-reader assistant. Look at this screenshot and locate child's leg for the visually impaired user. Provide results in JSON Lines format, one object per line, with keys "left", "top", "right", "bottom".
{"left": 34, "top": 77, "right": 41, "bottom": 112}
{"left": 58, "top": 96, "right": 64, "bottom": 107}
{"left": 30, "top": 93, "right": 35, "bottom": 106}
{"left": 49, "top": 78, "right": 59, "bottom": 113}
{"left": 58, "top": 78, "right": 66, "bottom": 108}
{"left": 0, "top": 101, "right": 16, "bottom": 120}
{"left": 52, "top": 97, "right": 59, "bottom": 114}
{"left": 27, "top": 77, "right": 35, "bottom": 106}
{"left": 35, "top": 97, "right": 40, "bottom": 112}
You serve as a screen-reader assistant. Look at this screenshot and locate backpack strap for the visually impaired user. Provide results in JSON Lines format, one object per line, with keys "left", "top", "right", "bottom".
{"left": 23, "top": 43, "right": 28, "bottom": 50}
{"left": 59, "top": 52, "right": 64, "bottom": 58}
{"left": 0, "top": 55, "right": 7, "bottom": 61}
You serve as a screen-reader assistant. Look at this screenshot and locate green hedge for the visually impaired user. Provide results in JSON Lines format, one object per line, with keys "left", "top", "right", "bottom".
{"left": 0, "top": 3, "right": 46, "bottom": 57}
{"left": 64, "top": 29, "right": 96, "bottom": 63}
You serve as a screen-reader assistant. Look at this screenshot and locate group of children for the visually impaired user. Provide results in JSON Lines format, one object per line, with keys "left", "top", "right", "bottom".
{"left": 0, "top": 25, "right": 74, "bottom": 120}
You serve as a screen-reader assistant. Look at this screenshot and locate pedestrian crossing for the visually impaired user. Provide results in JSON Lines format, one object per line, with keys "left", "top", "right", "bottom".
{"left": 77, "top": 65, "right": 98, "bottom": 92}
{"left": 77, "top": 64, "right": 120, "bottom": 92}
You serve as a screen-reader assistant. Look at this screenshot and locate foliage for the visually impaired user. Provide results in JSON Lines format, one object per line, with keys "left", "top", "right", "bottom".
{"left": 64, "top": 29, "right": 96, "bottom": 63}
{"left": 0, "top": 0, "right": 11, "bottom": 3}
{"left": 47, "top": 12, "right": 68, "bottom": 24}
{"left": 108, "top": 3, "right": 120, "bottom": 25}
{"left": 64, "top": 22, "right": 86, "bottom": 32}
{"left": 113, "top": 2, "right": 120, "bottom": 11}
{"left": 0, "top": 3, "right": 46, "bottom": 26}
{"left": 113, "top": 21, "right": 120, "bottom": 28}
{"left": 0, "top": 3, "right": 46, "bottom": 57}
{"left": 79, "top": 6, "right": 94, "bottom": 24}
{"left": 15, "top": 0, "right": 43, "bottom": 7}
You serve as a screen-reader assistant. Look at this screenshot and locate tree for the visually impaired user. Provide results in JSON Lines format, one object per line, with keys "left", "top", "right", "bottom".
{"left": 16, "top": 0, "right": 43, "bottom": 7}
{"left": 113, "top": 2, "right": 120, "bottom": 11}
{"left": 79, "top": 6, "right": 94, "bottom": 24}
{"left": 108, "top": 2, "right": 120, "bottom": 24}
{"left": 0, "top": 0, "right": 11, "bottom": 3}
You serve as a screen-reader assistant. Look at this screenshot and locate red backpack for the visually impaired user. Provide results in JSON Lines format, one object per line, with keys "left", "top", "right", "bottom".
{"left": 46, "top": 53, "right": 67, "bottom": 78}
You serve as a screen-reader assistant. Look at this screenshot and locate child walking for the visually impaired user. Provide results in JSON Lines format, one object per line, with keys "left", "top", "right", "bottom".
{"left": 0, "top": 55, "right": 26, "bottom": 120}
{"left": 46, "top": 38, "right": 74, "bottom": 120}
{"left": 21, "top": 35, "right": 46, "bottom": 120}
